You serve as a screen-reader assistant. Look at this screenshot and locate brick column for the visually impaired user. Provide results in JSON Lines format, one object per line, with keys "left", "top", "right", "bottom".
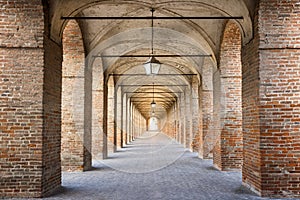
{"left": 126, "top": 99, "right": 131, "bottom": 143}
{"left": 102, "top": 84, "right": 108, "bottom": 159}
{"left": 107, "top": 77, "right": 115, "bottom": 154}
{"left": 115, "top": 87, "right": 122, "bottom": 149}
{"left": 92, "top": 58, "right": 104, "bottom": 160}
{"left": 61, "top": 20, "right": 86, "bottom": 172}
{"left": 199, "top": 62, "right": 214, "bottom": 159}
{"left": 191, "top": 77, "right": 200, "bottom": 152}
{"left": 0, "top": 1, "right": 61, "bottom": 197}
{"left": 242, "top": 1, "right": 300, "bottom": 197}
{"left": 185, "top": 87, "right": 192, "bottom": 150}
{"left": 176, "top": 99, "right": 182, "bottom": 143}
{"left": 121, "top": 92, "right": 126, "bottom": 146}
{"left": 213, "top": 21, "right": 242, "bottom": 171}
{"left": 179, "top": 93, "right": 186, "bottom": 145}
{"left": 200, "top": 89, "right": 213, "bottom": 158}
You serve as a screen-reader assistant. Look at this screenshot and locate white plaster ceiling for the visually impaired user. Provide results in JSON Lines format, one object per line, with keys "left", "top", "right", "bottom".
{"left": 48, "top": 0, "right": 256, "bottom": 119}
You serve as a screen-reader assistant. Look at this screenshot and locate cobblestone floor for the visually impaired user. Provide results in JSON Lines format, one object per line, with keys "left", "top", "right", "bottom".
{"left": 12, "top": 132, "right": 297, "bottom": 200}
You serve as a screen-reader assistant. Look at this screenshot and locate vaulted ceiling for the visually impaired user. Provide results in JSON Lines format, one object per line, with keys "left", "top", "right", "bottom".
{"left": 47, "top": 0, "right": 256, "bottom": 119}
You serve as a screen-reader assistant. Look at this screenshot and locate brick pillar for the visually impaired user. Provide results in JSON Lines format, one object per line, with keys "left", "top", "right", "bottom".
{"left": 107, "top": 77, "right": 115, "bottom": 154}
{"left": 191, "top": 77, "right": 200, "bottom": 152}
{"left": 0, "top": 1, "right": 61, "bottom": 197}
{"left": 126, "top": 99, "right": 131, "bottom": 143}
{"left": 199, "top": 62, "right": 214, "bottom": 159}
{"left": 61, "top": 20, "right": 86, "bottom": 172}
{"left": 242, "top": 1, "right": 300, "bottom": 197}
{"left": 185, "top": 87, "right": 192, "bottom": 150}
{"left": 213, "top": 21, "right": 242, "bottom": 171}
{"left": 122, "top": 93, "right": 126, "bottom": 146}
{"left": 92, "top": 58, "right": 104, "bottom": 160}
{"left": 130, "top": 103, "right": 134, "bottom": 141}
{"left": 43, "top": 30, "right": 63, "bottom": 198}
{"left": 114, "top": 87, "right": 122, "bottom": 149}
{"left": 180, "top": 93, "right": 186, "bottom": 145}
{"left": 200, "top": 89, "right": 213, "bottom": 158}
{"left": 128, "top": 102, "right": 133, "bottom": 142}
{"left": 162, "top": 105, "right": 176, "bottom": 138}
{"left": 102, "top": 84, "right": 108, "bottom": 159}
{"left": 84, "top": 55, "right": 92, "bottom": 171}
{"left": 176, "top": 100, "right": 182, "bottom": 143}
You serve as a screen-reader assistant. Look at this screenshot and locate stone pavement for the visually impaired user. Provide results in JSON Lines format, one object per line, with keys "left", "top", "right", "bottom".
{"left": 12, "top": 132, "right": 297, "bottom": 200}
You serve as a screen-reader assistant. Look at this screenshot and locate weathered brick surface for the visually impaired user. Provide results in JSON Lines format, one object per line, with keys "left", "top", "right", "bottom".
{"left": 0, "top": 0, "right": 61, "bottom": 197}
{"left": 92, "top": 58, "right": 104, "bottom": 160}
{"left": 179, "top": 94, "right": 186, "bottom": 145}
{"left": 242, "top": 20, "right": 261, "bottom": 196}
{"left": 0, "top": 0, "right": 44, "bottom": 48}
{"left": 199, "top": 62, "right": 214, "bottom": 159}
{"left": 242, "top": 1, "right": 300, "bottom": 197}
{"left": 0, "top": 48, "right": 44, "bottom": 198}
{"left": 107, "top": 77, "right": 116, "bottom": 154}
{"left": 213, "top": 21, "right": 242, "bottom": 171}
{"left": 43, "top": 31, "right": 63, "bottom": 198}
{"left": 162, "top": 105, "right": 176, "bottom": 139}
{"left": 184, "top": 89, "right": 192, "bottom": 149}
{"left": 122, "top": 95, "right": 128, "bottom": 146}
{"left": 116, "top": 88, "right": 122, "bottom": 149}
{"left": 213, "top": 70, "right": 222, "bottom": 165}
{"left": 61, "top": 20, "right": 86, "bottom": 172}
{"left": 191, "top": 78, "right": 200, "bottom": 152}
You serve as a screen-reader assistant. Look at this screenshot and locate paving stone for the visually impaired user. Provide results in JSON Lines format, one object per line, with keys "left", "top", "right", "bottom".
{"left": 11, "top": 132, "right": 297, "bottom": 200}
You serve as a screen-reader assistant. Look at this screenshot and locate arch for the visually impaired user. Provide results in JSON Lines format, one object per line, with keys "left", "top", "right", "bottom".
{"left": 149, "top": 117, "right": 159, "bottom": 131}
{"left": 50, "top": 0, "right": 253, "bottom": 47}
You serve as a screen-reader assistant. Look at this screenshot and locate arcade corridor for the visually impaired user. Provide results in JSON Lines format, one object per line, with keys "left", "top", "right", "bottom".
{"left": 2, "top": 1, "right": 300, "bottom": 199}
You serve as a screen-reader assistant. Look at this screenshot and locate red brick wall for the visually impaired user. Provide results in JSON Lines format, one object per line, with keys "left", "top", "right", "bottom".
{"left": 243, "top": 0, "right": 300, "bottom": 197}
{"left": 214, "top": 21, "right": 242, "bottom": 170}
{"left": 242, "top": 6, "right": 261, "bottom": 194}
{"left": 191, "top": 78, "right": 200, "bottom": 152}
{"left": 162, "top": 105, "right": 176, "bottom": 139}
{"left": 0, "top": 48, "right": 45, "bottom": 198}
{"left": 122, "top": 94, "right": 127, "bottom": 146}
{"left": 0, "top": 0, "right": 61, "bottom": 197}
{"left": 43, "top": 31, "right": 63, "bottom": 197}
{"left": 184, "top": 89, "right": 192, "bottom": 149}
{"left": 107, "top": 77, "right": 116, "bottom": 153}
{"left": 61, "top": 20, "right": 86, "bottom": 171}
{"left": 212, "top": 70, "right": 222, "bottom": 164}
{"left": 199, "top": 62, "right": 214, "bottom": 159}
{"left": 259, "top": 0, "right": 300, "bottom": 196}
{"left": 116, "top": 88, "right": 122, "bottom": 149}
{"left": 92, "top": 58, "right": 104, "bottom": 159}
{"left": 179, "top": 95, "right": 186, "bottom": 145}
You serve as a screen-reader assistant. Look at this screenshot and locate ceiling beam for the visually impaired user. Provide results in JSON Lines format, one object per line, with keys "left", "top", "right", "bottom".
{"left": 130, "top": 97, "right": 176, "bottom": 99}
{"left": 61, "top": 16, "right": 243, "bottom": 20}
{"left": 131, "top": 100, "right": 175, "bottom": 103}
{"left": 110, "top": 73, "right": 197, "bottom": 76}
{"left": 126, "top": 92, "right": 182, "bottom": 94}
{"left": 94, "top": 54, "right": 211, "bottom": 58}
{"left": 120, "top": 84, "right": 187, "bottom": 87}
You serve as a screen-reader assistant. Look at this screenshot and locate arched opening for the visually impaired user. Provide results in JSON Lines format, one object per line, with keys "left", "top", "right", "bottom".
{"left": 149, "top": 116, "right": 159, "bottom": 131}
